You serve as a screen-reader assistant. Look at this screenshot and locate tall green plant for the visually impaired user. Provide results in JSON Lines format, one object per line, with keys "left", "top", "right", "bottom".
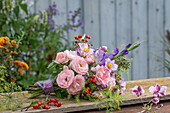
{"left": 0, "top": 0, "right": 83, "bottom": 88}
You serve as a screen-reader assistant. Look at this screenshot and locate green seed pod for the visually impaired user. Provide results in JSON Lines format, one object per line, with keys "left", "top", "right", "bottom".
{"left": 43, "top": 11, "right": 47, "bottom": 25}
{"left": 115, "top": 56, "right": 131, "bottom": 70}
{"left": 34, "top": 15, "right": 40, "bottom": 23}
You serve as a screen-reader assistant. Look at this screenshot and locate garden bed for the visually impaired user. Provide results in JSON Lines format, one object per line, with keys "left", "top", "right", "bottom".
{"left": 2, "top": 77, "right": 170, "bottom": 113}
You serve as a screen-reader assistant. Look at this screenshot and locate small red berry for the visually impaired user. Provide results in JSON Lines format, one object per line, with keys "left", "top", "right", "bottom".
{"left": 33, "top": 105, "right": 38, "bottom": 109}
{"left": 82, "top": 39, "right": 84, "bottom": 41}
{"left": 92, "top": 79, "right": 96, "bottom": 83}
{"left": 85, "top": 35, "right": 89, "bottom": 38}
{"left": 86, "top": 90, "right": 89, "bottom": 93}
{"left": 75, "top": 36, "right": 78, "bottom": 40}
{"left": 38, "top": 102, "right": 42, "bottom": 106}
{"left": 52, "top": 99, "right": 57, "bottom": 103}
{"left": 86, "top": 87, "right": 90, "bottom": 90}
{"left": 88, "top": 36, "right": 91, "bottom": 39}
{"left": 45, "top": 105, "right": 50, "bottom": 109}
{"left": 90, "top": 91, "right": 92, "bottom": 93}
{"left": 90, "top": 78, "right": 93, "bottom": 81}
{"left": 49, "top": 99, "right": 52, "bottom": 103}
{"left": 88, "top": 43, "right": 90, "bottom": 46}
{"left": 44, "top": 104, "right": 49, "bottom": 109}
{"left": 85, "top": 40, "right": 88, "bottom": 42}
{"left": 81, "top": 94, "right": 84, "bottom": 97}
{"left": 78, "top": 34, "right": 82, "bottom": 38}
{"left": 57, "top": 102, "right": 62, "bottom": 107}
{"left": 92, "top": 76, "right": 94, "bottom": 79}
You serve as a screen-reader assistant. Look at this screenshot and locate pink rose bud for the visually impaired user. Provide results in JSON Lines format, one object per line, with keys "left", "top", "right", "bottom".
{"left": 85, "top": 55, "right": 94, "bottom": 64}
{"left": 55, "top": 52, "right": 69, "bottom": 64}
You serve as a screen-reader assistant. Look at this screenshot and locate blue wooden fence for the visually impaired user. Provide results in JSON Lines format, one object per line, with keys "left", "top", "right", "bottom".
{"left": 28, "top": 0, "right": 170, "bottom": 80}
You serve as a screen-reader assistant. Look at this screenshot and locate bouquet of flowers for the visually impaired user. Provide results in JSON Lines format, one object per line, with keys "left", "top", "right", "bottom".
{"left": 27, "top": 34, "right": 143, "bottom": 110}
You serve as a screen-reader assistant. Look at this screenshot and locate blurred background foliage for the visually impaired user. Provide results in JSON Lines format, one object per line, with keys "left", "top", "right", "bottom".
{"left": 0, "top": 0, "right": 83, "bottom": 89}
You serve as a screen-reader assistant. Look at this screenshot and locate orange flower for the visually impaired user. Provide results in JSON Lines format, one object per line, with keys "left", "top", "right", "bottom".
{"left": 5, "top": 49, "right": 9, "bottom": 52}
{"left": 22, "top": 62, "right": 29, "bottom": 70}
{"left": 13, "top": 51, "right": 18, "bottom": 56}
{"left": 0, "top": 46, "right": 4, "bottom": 49}
{"left": 9, "top": 61, "right": 13, "bottom": 64}
{"left": 18, "top": 68, "right": 23, "bottom": 76}
{"left": 10, "top": 77, "right": 16, "bottom": 82}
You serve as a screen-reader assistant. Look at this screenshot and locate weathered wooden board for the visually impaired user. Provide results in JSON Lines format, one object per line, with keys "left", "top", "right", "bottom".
{"left": 148, "top": 0, "right": 164, "bottom": 78}
{"left": 83, "top": 0, "right": 100, "bottom": 48}
{"left": 132, "top": 0, "right": 148, "bottom": 80}
{"left": 2, "top": 77, "right": 170, "bottom": 113}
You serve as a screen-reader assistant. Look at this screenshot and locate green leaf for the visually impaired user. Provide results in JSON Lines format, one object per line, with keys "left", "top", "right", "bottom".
{"left": 20, "top": 4, "right": 28, "bottom": 15}
{"left": 142, "top": 107, "right": 146, "bottom": 110}
{"left": 13, "top": 6, "right": 20, "bottom": 17}
{"left": 0, "top": 0, "right": 2, "bottom": 10}
{"left": 2, "top": 24, "right": 9, "bottom": 32}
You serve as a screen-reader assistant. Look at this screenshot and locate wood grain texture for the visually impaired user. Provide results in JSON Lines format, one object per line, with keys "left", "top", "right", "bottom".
{"left": 2, "top": 77, "right": 170, "bottom": 113}
{"left": 148, "top": 0, "right": 164, "bottom": 78}
{"left": 116, "top": 0, "right": 132, "bottom": 81}
{"left": 100, "top": 0, "right": 116, "bottom": 50}
{"left": 67, "top": 0, "right": 83, "bottom": 48}
{"left": 83, "top": 0, "right": 100, "bottom": 48}
{"left": 164, "top": 0, "right": 170, "bottom": 77}
{"left": 132, "top": 0, "right": 148, "bottom": 80}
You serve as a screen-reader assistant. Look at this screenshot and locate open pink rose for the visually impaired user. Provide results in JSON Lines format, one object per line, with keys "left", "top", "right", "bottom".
{"left": 69, "top": 56, "right": 88, "bottom": 75}
{"left": 64, "top": 50, "right": 77, "bottom": 61}
{"left": 85, "top": 55, "right": 94, "bottom": 64}
{"left": 56, "top": 66, "right": 74, "bottom": 88}
{"left": 67, "top": 75, "right": 85, "bottom": 95}
{"left": 108, "top": 77, "right": 116, "bottom": 90}
{"left": 95, "top": 66, "right": 110, "bottom": 85}
{"left": 55, "top": 52, "right": 69, "bottom": 64}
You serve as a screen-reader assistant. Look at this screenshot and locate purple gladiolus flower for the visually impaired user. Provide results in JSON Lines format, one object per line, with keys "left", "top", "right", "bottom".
{"left": 149, "top": 84, "right": 167, "bottom": 97}
{"left": 152, "top": 97, "right": 159, "bottom": 105}
{"left": 69, "top": 10, "right": 73, "bottom": 13}
{"left": 120, "top": 50, "right": 128, "bottom": 55}
{"left": 112, "top": 48, "right": 119, "bottom": 56}
{"left": 104, "top": 53, "right": 114, "bottom": 60}
{"left": 53, "top": 9, "right": 59, "bottom": 15}
{"left": 132, "top": 86, "right": 145, "bottom": 97}
{"left": 125, "top": 43, "right": 132, "bottom": 49}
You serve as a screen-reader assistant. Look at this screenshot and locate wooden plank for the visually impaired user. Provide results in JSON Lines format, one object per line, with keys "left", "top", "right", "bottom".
{"left": 83, "top": 0, "right": 100, "bottom": 48}
{"left": 148, "top": 0, "right": 164, "bottom": 78}
{"left": 116, "top": 0, "right": 132, "bottom": 81}
{"left": 132, "top": 0, "right": 148, "bottom": 80}
{"left": 51, "top": 0, "right": 68, "bottom": 47}
{"left": 67, "top": 0, "right": 83, "bottom": 48}
{"left": 3, "top": 77, "right": 170, "bottom": 113}
{"left": 100, "top": 0, "right": 116, "bottom": 50}
{"left": 35, "top": 0, "right": 51, "bottom": 13}
{"left": 164, "top": 0, "right": 170, "bottom": 77}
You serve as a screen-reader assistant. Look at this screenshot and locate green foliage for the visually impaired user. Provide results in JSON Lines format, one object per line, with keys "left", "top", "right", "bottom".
{"left": 0, "top": 0, "right": 83, "bottom": 89}
{"left": 0, "top": 82, "right": 24, "bottom": 111}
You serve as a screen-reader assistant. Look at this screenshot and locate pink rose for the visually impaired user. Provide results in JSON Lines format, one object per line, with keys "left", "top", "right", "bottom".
{"left": 108, "top": 77, "right": 116, "bottom": 90}
{"left": 64, "top": 50, "right": 77, "bottom": 61}
{"left": 95, "top": 66, "right": 110, "bottom": 85}
{"left": 55, "top": 52, "right": 69, "bottom": 64}
{"left": 56, "top": 66, "right": 74, "bottom": 88}
{"left": 85, "top": 55, "right": 94, "bottom": 64}
{"left": 69, "top": 56, "right": 88, "bottom": 75}
{"left": 92, "top": 91, "right": 104, "bottom": 99}
{"left": 67, "top": 75, "right": 85, "bottom": 95}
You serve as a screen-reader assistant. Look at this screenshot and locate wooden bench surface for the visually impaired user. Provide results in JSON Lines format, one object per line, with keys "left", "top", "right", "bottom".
{"left": 2, "top": 77, "right": 170, "bottom": 113}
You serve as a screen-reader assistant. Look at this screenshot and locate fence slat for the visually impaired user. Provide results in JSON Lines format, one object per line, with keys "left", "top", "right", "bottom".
{"left": 83, "top": 0, "right": 100, "bottom": 48}
{"left": 148, "top": 0, "right": 164, "bottom": 78}
{"left": 100, "top": 0, "right": 116, "bottom": 50}
{"left": 116, "top": 0, "right": 132, "bottom": 80}
{"left": 67, "top": 0, "right": 83, "bottom": 48}
{"left": 165, "top": 0, "right": 170, "bottom": 77}
{"left": 132, "top": 0, "right": 148, "bottom": 80}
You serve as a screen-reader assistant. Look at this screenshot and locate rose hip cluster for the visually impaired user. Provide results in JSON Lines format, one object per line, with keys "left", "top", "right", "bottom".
{"left": 74, "top": 34, "right": 91, "bottom": 43}
{"left": 32, "top": 99, "right": 62, "bottom": 110}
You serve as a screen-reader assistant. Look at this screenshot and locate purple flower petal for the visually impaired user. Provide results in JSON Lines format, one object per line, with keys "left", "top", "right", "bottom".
{"left": 113, "top": 48, "right": 119, "bottom": 56}
{"left": 120, "top": 50, "right": 128, "bottom": 55}
{"left": 125, "top": 43, "right": 132, "bottom": 49}
{"left": 152, "top": 97, "right": 159, "bottom": 105}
